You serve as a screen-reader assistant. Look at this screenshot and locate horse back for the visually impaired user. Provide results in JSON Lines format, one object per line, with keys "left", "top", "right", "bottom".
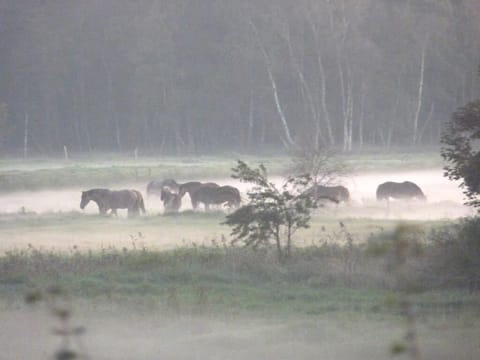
{"left": 192, "top": 184, "right": 240, "bottom": 206}
{"left": 109, "top": 190, "right": 138, "bottom": 209}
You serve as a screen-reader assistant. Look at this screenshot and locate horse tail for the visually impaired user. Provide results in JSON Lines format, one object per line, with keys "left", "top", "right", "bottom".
{"left": 131, "top": 190, "right": 146, "bottom": 214}
{"left": 137, "top": 192, "right": 146, "bottom": 214}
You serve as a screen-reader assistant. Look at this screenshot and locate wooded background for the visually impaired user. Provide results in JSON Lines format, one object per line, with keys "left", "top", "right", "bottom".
{"left": 0, "top": 0, "right": 479, "bottom": 155}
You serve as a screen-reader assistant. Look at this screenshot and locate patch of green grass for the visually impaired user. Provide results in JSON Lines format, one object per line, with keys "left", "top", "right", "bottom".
{"left": 339, "top": 151, "right": 443, "bottom": 172}
{"left": 1, "top": 241, "right": 479, "bottom": 318}
{"left": 0, "top": 210, "right": 448, "bottom": 237}
{"left": 0, "top": 152, "right": 443, "bottom": 192}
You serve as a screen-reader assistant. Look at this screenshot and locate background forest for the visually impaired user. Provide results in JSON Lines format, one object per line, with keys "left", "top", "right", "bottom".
{"left": 0, "top": 0, "right": 479, "bottom": 155}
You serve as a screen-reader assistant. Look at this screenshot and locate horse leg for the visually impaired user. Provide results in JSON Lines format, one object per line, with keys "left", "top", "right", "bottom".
{"left": 128, "top": 206, "right": 140, "bottom": 218}
{"left": 98, "top": 204, "right": 106, "bottom": 215}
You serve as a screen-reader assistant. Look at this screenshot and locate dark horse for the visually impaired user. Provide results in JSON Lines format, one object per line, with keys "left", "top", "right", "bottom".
{"left": 146, "top": 179, "right": 179, "bottom": 197}
{"left": 190, "top": 184, "right": 241, "bottom": 210}
{"left": 160, "top": 188, "right": 182, "bottom": 213}
{"left": 178, "top": 181, "right": 219, "bottom": 208}
{"left": 376, "top": 181, "right": 426, "bottom": 201}
{"left": 80, "top": 189, "right": 146, "bottom": 217}
{"left": 304, "top": 184, "right": 350, "bottom": 204}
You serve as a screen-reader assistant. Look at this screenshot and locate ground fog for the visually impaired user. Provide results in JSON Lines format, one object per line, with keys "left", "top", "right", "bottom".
{"left": 0, "top": 168, "right": 474, "bottom": 253}
{"left": 1, "top": 305, "right": 478, "bottom": 360}
{"left": 0, "top": 168, "right": 472, "bottom": 219}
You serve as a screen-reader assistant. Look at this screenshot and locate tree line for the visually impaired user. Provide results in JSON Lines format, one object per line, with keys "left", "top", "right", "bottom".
{"left": 0, "top": 0, "right": 479, "bottom": 155}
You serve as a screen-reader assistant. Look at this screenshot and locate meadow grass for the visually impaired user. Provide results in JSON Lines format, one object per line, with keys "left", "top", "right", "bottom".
{"left": 1, "top": 233, "right": 478, "bottom": 318}
{"left": 1, "top": 211, "right": 478, "bottom": 359}
{"left": 0, "top": 151, "right": 442, "bottom": 192}
{"left": 0, "top": 210, "right": 449, "bottom": 255}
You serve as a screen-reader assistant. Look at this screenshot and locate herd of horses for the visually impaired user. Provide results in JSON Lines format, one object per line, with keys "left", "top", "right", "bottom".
{"left": 147, "top": 179, "right": 241, "bottom": 213}
{"left": 79, "top": 180, "right": 426, "bottom": 217}
{"left": 80, "top": 179, "right": 242, "bottom": 217}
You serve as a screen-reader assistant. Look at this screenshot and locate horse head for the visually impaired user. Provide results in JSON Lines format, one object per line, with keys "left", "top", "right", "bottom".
{"left": 80, "top": 190, "right": 91, "bottom": 209}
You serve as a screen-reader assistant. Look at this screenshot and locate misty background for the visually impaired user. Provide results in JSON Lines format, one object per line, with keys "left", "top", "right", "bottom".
{"left": 0, "top": 0, "right": 479, "bottom": 155}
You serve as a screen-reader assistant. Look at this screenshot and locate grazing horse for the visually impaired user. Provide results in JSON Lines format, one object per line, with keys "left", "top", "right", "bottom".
{"left": 178, "top": 181, "right": 219, "bottom": 208}
{"left": 376, "top": 181, "right": 426, "bottom": 201}
{"left": 161, "top": 188, "right": 182, "bottom": 213}
{"left": 146, "top": 179, "right": 179, "bottom": 197}
{"left": 80, "top": 189, "right": 145, "bottom": 217}
{"left": 304, "top": 185, "right": 350, "bottom": 204}
{"left": 190, "top": 185, "right": 241, "bottom": 211}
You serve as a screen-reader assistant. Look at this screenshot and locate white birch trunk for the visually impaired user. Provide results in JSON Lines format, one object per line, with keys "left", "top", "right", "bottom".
{"left": 413, "top": 41, "right": 427, "bottom": 144}
{"left": 284, "top": 25, "right": 324, "bottom": 148}
{"left": 328, "top": 2, "right": 349, "bottom": 151}
{"left": 318, "top": 52, "right": 335, "bottom": 146}
{"left": 250, "top": 20, "right": 295, "bottom": 148}
{"left": 418, "top": 102, "right": 434, "bottom": 144}
{"left": 23, "top": 112, "right": 29, "bottom": 159}
{"left": 358, "top": 81, "right": 366, "bottom": 150}
{"left": 346, "top": 79, "right": 354, "bottom": 151}
{"left": 247, "top": 89, "right": 254, "bottom": 148}
{"left": 305, "top": 13, "right": 335, "bottom": 146}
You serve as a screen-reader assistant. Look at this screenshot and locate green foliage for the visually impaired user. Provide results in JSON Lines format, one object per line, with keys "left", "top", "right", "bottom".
{"left": 225, "top": 160, "right": 316, "bottom": 260}
{"left": 429, "top": 217, "right": 480, "bottom": 290}
{"left": 25, "top": 286, "right": 88, "bottom": 360}
{"left": 441, "top": 99, "right": 480, "bottom": 209}
{"left": 368, "top": 224, "right": 426, "bottom": 359}
{"left": 0, "top": 238, "right": 479, "bottom": 318}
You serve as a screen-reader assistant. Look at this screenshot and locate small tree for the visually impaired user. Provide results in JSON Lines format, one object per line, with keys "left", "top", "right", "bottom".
{"left": 441, "top": 98, "right": 480, "bottom": 209}
{"left": 224, "top": 160, "right": 316, "bottom": 261}
{"left": 289, "top": 144, "right": 349, "bottom": 186}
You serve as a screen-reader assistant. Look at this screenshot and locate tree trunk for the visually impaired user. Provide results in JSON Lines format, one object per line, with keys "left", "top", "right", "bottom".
{"left": 284, "top": 25, "right": 325, "bottom": 148}
{"left": 23, "top": 112, "right": 29, "bottom": 159}
{"left": 247, "top": 88, "right": 254, "bottom": 150}
{"left": 327, "top": 2, "right": 350, "bottom": 151}
{"left": 413, "top": 39, "right": 427, "bottom": 144}
{"left": 101, "top": 51, "right": 122, "bottom": 151}
{"left": 250, "top": 20, "right": 295, "bottom": 149}
{"left": 358, "top": 81, "right": 366, "bottom": 150}
{"left": 418, "top": 102, "right": 434, "bottom": 144}
{"left": 306, "top": 13, "right": 335, "bottom": 146}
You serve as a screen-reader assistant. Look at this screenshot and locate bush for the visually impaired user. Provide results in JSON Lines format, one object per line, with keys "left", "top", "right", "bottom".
{"left": 427, "top": 217, "right": 480, "bottom": 291}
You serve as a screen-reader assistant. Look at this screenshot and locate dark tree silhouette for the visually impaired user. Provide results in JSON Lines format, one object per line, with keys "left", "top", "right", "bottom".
{"left": 224, "top": 160, "right": 316, "bottom": 261}
{"left": 441, "top": 92, "right": 480, "bottom": 209}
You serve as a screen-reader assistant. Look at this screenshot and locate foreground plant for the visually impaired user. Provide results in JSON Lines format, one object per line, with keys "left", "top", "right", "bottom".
{"left": 369, "top": 224, "right": 425, "bottom": 359}
{"left": 25, "top": 286, "right": 89, "bottom": 360}
{"left": 441, "top": 66, "right": 480, "bottom": 210}
{"left": 224, "top": 160, "right": 316, "bottom": 261}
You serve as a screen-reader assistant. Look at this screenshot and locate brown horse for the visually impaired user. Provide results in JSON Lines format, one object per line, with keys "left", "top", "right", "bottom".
{"left": 178, "top": 181, "right": 219, "bottom": 207}
{"left": 304, "top": 184, "right": 350, "bottom": 204}
{"left": 376, "top": 181, "right": 426, "bottom": 201}
{"left": 80, "top": 189, "right": 146, "bottom": 217}
{"left": 190, "top": 185, "right": 241, "bottom": 210}
{"left": 146, "top": 179, "right": 179, "bottom": 197}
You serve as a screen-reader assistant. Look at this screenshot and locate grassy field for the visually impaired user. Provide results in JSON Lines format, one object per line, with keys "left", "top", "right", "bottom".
{"left": 0, "top": 209, "right": 449, "bottom": 253}
{"left": 2, "top": 243, "right": 479, "bottom": 314}
{"left": 1, "top": 151, "right": 478, "bottom": 359}
{"left": 0, "top": 151, "right": 443, "bottom": 192}
{"left": 1, "top": 236, "right": 479, "bottom": 359}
